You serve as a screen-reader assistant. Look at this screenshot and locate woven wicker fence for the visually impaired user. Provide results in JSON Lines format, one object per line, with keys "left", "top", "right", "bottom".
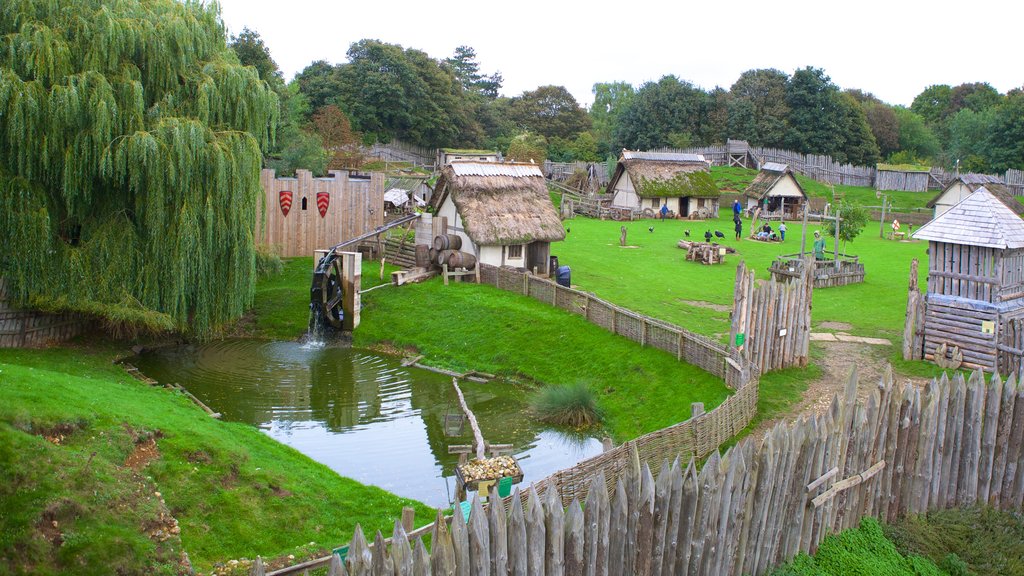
{"left": 477, "top": 264, "right": 758, "bottom": 506}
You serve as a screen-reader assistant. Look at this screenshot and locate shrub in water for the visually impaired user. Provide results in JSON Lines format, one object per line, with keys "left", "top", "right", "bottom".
{"left": 531, "top": 383, "right": 603, "bottom": 428}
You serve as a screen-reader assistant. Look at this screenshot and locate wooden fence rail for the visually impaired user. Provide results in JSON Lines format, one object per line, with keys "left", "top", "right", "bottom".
{"left": 315, "top": 369, "right": 1024, "bottom": 576}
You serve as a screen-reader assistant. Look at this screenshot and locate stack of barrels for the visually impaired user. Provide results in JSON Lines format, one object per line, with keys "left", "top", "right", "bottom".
{"left": 421, "top": 234, "right": 476, "bottom": 270}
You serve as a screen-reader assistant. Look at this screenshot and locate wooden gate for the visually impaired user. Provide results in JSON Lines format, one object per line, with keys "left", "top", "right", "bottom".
{"left": 729, "top": 258, "right": 813, "bottom": 373}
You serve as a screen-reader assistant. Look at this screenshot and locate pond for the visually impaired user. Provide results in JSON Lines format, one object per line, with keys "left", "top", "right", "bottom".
{"left": 132, "top": 339, "right": 603, "bottom": 507}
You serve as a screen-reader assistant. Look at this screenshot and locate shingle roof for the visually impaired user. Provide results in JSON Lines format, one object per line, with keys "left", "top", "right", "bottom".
{"left": 621, "top": 150, "right": 707, "bottom": 163}
{"left": 913, "top": 186, "right": 1024, "bottom": 249}
{"left": 925, "top": 174, "right": 1011, "bottom": 208}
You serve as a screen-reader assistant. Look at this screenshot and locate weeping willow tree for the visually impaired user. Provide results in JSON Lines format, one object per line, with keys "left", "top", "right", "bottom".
{"left": 0, "top": 0, "right": 278, "bottom": 337}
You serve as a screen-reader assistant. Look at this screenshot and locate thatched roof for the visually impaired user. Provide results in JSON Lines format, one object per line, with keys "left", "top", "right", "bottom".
{"left": 744, "top": 163, "right": 807, "bottom": 200}
{"left": 914, "top": 186, "right": 1024, "bottom": 249}
{"left": 431, "top": 162, "right": 565, "bottom": 245}
{"left": 925, "top": 174, "right": 1008, "bottom": 208}
{"left": 607, "top": 151, "right": 718, "bottom": 199}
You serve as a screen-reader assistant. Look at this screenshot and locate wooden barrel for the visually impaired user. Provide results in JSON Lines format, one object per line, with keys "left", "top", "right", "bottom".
{"left": 415, "top": 244, "right": 430, "bottom": 268}
{"left": 446, "top": 251, "right": 477, "bottom": 270}
{"left": 436, "top": 249, "right": 456, "bottom": 265}
{"left": 429, "top": 248, "right": 438, "bottom": 265}
{"left": 433, "top": 234, "right": 463, "bottom": 251}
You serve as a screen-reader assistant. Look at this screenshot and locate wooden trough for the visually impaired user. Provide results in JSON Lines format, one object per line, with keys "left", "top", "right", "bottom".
{"left": 769, "top": 253, "right": 865, "bottom": 288}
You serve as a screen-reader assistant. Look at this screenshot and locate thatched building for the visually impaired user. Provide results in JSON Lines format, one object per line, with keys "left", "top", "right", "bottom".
{"left": 743, "top": 162, "right": 807, "bottom": 219}
{"left": 607, "top": 151, "right": 720, "bottom": 218}
{"left": 925, "top": 173, "right": 1008, "bottom": 219}
{"left": 436, "top": 148, "right": 501, "bottom": 168}
{"left": 430, "top": 162, "right": 564, "bottom": 273}
{"left": 911, "top": 185, "right": 1024, "bottom": 371}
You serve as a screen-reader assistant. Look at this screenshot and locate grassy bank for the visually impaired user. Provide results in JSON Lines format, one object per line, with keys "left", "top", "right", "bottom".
{"left": 246, "top": 257, "right": 731, "bottom": 441}
{"left": 0, "top": 345, "right": 433, "bottom": 574}
{"left": 769, "top": 507, "right": 1024, "bottom": 576}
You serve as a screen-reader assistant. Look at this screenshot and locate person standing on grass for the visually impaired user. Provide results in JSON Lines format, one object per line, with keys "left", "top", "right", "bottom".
{"left": 813, "top": 230, "right": 826, "bottom": 260}
{"left": 735, "top": 217, "right": 742, "bottom": 240}
{"left": 779, "top": 222, "right": 787, "bottom": 241}
{"left": 733, "top": 198, "right": 742, "bottom": 218}
{"left": 660, "top": 203, "right": 669, "bottom": 221}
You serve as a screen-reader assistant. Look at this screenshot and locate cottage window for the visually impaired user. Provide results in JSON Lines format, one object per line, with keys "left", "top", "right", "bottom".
{"left": 507, "top": 244, "right": 523, "bottom": 259}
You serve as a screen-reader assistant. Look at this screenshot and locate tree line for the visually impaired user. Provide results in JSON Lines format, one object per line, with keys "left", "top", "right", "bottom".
{"left": 232, "top": 31, "right": 1024, "bottom": 174}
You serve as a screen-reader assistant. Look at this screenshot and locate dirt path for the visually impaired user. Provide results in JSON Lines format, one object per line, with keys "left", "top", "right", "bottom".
{"left": 747, "top": 337, "right": 933, "bottom": 442}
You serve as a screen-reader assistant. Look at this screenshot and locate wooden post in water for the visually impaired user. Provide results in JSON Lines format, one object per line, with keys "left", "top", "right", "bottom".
{"left": 339, "top": 251, "right": 361, "bottom": 331}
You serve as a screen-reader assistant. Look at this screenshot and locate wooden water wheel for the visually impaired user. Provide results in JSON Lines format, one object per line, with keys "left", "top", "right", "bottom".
{"left": 310, "top": 251, "right": 345, "bottom": 331}
{"left": 933, "top": 342, "right": 963, "bottom": 370}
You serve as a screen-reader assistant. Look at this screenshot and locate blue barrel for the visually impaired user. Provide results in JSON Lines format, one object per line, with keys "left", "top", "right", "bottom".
{"left": 556, "top": 265, "right": 571, "bottom": 287}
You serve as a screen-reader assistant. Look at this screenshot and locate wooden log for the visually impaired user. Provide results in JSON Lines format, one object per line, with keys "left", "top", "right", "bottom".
{"left": 347, "top": 526, "right": 372, "bottom": 574}
{"left": 564, "top": 499, "right": 585, "bottom": 576}
{"left": 634, "top": 464, "right": 656, "bottom": 576}
{"left": 607, "top": 479, "right": 627, "bottom": 576}
{"left": 673, "top": 461, "right": 698, "bottom": 576}
{"left": 467, "top": 496, "right": 490, "bottom": 576}
{"left": 488, "top": 486, "right": 508, "bottom": 576}
{"left": 990, "top": 375, "right": 1017, "bottom": 506}
{"left": 392, "top": 521, "right": 413, "bottom": 576}
{"left": 450, "top": 501, "right": 470, "bottom": 576}
{"left": 412, "top": 540, "right": 429, "bottom": 576}
{"left": 544, "top": 487, "right": 565, "bottom": 576}
{"left": 526, "top": 489, "right": 546, "bottom": 576}
{"left": 372, "top": 531, "right": 393, "bottom": 576}
{"left": 507, "top": 489, "right": 528, "bottom": 576}
{"left": 430, "top": 509, "right": 456, "bottom": 576}
{"left": 583, "top": 471, "right": 609, "bottom": 576}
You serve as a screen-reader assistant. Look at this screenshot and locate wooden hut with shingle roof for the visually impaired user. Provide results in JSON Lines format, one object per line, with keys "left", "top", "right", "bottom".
{"left": 743, "top": 162, "right": 807, "bottom": 219}
{"left": 607, "top": 151, "right": 720, "bottom": 218}
{"left": 430, "top": 162, "right": 564, "bottom": 273}
{"left": 925, "top": 173, "right": 1009, "bottom": 219}
{"left": 910, "top": 185, "right": 1024, "bottom": 371}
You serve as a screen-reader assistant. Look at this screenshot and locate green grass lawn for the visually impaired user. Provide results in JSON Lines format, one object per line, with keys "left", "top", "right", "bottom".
{"left": 710, "top": 165, "right": 935, "bottom": 213}
{"left": 0, "top": 345, "right": 434, "bottom": 574}
{"left": 556, "top": 212, "right": 928, "bottom": 342}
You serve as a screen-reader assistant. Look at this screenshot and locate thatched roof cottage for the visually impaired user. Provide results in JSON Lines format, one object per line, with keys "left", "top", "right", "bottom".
{"left": 925, "top": 173, "right": 1008, "bottom": 219}
{"left": 744, "top": 162, "right": 807, "bottom": 219}
{"left": 911, "top": 186, "right": 1024, "bottom": 371}
{"left": 430, "top": 162, "right": 564, "bottom": 273}
{"left": 607, "top": 151, "right": 720, "bottom": 218}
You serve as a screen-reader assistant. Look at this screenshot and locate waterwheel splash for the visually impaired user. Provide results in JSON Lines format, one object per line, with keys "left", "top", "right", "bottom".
{"left": 308, "top": 251, "right": 346, "bottom": 341}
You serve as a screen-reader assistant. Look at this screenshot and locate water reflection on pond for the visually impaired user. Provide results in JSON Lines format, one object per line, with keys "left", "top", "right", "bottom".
{"left": 133, "top": 340, "right": 602, "bottom": 506}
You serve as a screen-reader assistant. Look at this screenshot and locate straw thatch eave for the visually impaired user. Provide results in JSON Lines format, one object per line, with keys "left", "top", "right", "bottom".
{"left": 610, "top": 159, "right": 719, "bottom": 198}
{"left": 744, "top": 168, "right": 807, "bottom": 201}
{"left": 432, "top": 167, "right": 565, "bottom": 245}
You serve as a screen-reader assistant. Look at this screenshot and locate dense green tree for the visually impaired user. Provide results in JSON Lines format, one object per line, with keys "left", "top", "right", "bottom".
{"left": 728, "top": 68, "right": 790, "bottom": 147}
{"left": 266, "top": 82, "right": 328, "bottom": 176}
{"left": 589, "top": 81, "right": 636, "bottom": 155}
{"left": 700, "top": 87, "right": 730, "bottom": 145}
{"left": 985, "top": 89, "right": 1024, "bottom": 172}
{"left": 860, "top": 99, "right": 901, "bottom": 158}
{"left": 822, "top": 201, "right": 869, "bottom": 248}
{"left": 949, "top": 82, "right": 1002, "bottom": 114}
{"left": 336, "top": 39, "right": 480, "bottom": 148}
{"left": 570, "top": 132, "right": 600, "bottom": 162}
{"left": 614, "top": 75, "right": 708, "bottom": 151}
{"left": 892, "top": 107, "right": 940, "bottom": 162}
{"left": 947, "top": 108, "right": 997, "bottom": 172}
{"left": 0, "top": 0, "right": 278, "bottom": 336}
{"left": 911, "top": 84, "right": 953, "bottom": 126}
{"left": 508, "top": 85, "right": 591, "bottom": 141}
{"left": 836, "top": 93, "right": 880, "bottom": 165}
{"left": 784, "top": 67, "right": 845, "bottom": 157}
{"left": 294, "top": 60, "right": 343, "bottom": 117}
{"left": 229, "top": 27, "right": 284, "bottom": 90}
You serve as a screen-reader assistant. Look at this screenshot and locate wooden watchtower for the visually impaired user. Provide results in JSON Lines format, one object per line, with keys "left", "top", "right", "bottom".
{"left": 909, "top": 186, "right": 1024, "bottom": 371}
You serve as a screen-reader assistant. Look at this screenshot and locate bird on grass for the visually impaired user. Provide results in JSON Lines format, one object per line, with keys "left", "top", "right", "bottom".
{"left": 714, "top": 230, "right": 725, "bottom": 239}
{"left": 648, "top": 226, "right": 654, "bottom": 233}
{"left": 684, "top": 229, "right": 690, "bottom": 237}
{"left": 704, "top": 230, "right": 712, "bottom": 242}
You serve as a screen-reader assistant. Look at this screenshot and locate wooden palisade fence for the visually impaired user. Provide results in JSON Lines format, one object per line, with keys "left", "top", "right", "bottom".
{"left": 294, "top": 369, "right": 1024, "bottom": 576}
{"left": 730, "top": 260, "right": 813, "bottom": 373}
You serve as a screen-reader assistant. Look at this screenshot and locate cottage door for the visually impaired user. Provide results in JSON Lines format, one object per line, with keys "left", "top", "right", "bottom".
{"left": 680, "top": 197, "right": 690, "bottom": 217}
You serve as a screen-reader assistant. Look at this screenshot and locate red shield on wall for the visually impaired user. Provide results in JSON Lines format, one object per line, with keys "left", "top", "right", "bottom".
{"left": 279, "top": 190, "right": 293, "bottom": 216}
{"left": 316, "top": 192, "right": 330, "bottom": 218}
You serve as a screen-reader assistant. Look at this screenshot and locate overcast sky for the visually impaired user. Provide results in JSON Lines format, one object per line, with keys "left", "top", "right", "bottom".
{"left": 214, "top": 0, "right": 1021, "bottom": 109}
